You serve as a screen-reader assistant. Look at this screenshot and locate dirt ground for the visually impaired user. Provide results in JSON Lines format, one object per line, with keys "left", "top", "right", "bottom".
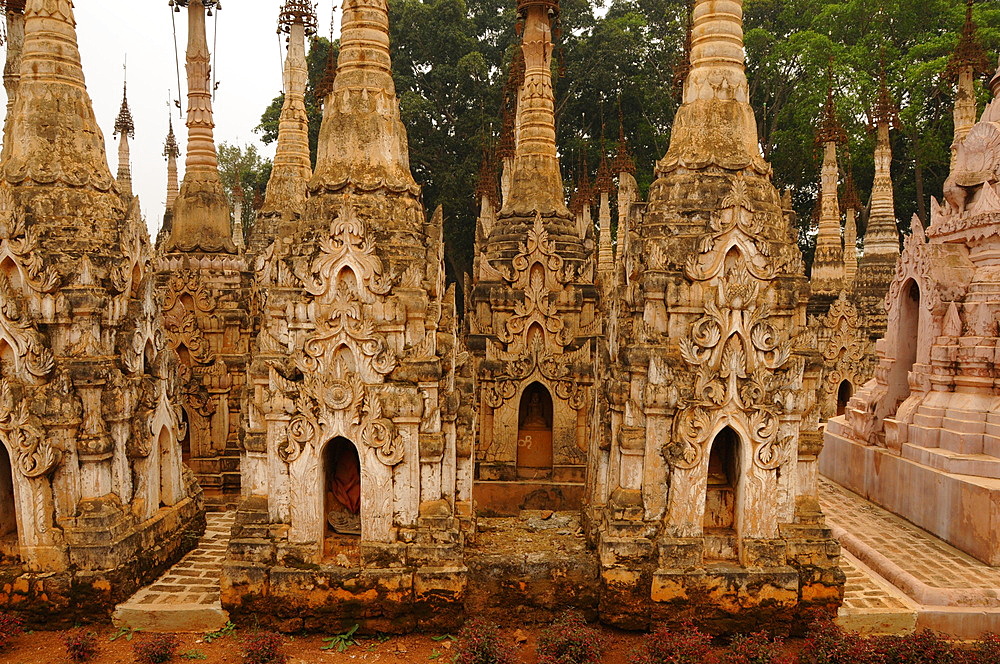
{"left": 0, "top": 623, "right": 650, "bottom": 664}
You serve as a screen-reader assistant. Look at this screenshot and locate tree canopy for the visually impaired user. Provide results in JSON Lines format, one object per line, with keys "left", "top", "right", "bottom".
{"left": 256, "top": 0, "right": 1000, "bottom": 283}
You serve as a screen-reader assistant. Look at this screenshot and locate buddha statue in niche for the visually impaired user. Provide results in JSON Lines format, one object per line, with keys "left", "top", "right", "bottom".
{"left": 325, "top": 438, "right": 361, "bottom": 536}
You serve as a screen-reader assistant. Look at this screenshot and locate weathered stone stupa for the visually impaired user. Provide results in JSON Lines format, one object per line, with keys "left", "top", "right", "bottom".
{"left": 0, "top": 0, "right": 203, "bottom": 623}
{"left": 590, "top": 0, "right": 842, "bottom": 630}
{"left": 224, "top": 0, "right": 472, "bottom": 631}
{"left": 250, "top": 0, "right": 316, "bottom": 258}
{"left": 468, "top": 0, "right": 599, "bottom": 514}
{"left": 853, "top": 70, "right": 901, "bottom": 341}
{"left": 823, "top": 53, "right": 1000, "bottom": 566}
{"left": 806, "top": 80, "right": 876, "bottom": 423}
{"left": 156, "top": 0, "right": 250, "bottom": 510}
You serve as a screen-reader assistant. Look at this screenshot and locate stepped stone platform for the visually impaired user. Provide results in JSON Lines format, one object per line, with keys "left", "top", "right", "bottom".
{"left": 112, "top": 511, "right": 235, "bottom": 633}
{"left": 821, "top": 477, "right": 1000, "bottom": 639}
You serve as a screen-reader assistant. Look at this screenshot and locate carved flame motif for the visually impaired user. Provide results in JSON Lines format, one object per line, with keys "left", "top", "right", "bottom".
{"left": 483, "top": 337, "right": 589, "bottom": 411}
{"left": 0, "top": 380, "right": 61, "bottom": 477}
{"left": 0, "top": 185, "right": 60, "bottom": 296}
{"left": 303, "top": 204, "right": 393, "bottom": 303}
{"left": 670, "top": 262, "right": 793, "bottom": 470}
{"left": 163, "top": 270, "right": 218, "bottom": 313}
{"left": 0, "top": 272, "right": 54, "bottom": 382}
{"left": 499, "top": 212, "right": 573, "bottom": 348}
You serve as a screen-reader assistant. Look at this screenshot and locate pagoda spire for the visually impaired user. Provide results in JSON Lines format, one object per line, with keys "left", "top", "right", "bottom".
{"left": 114, "top": 79, "right": 135, "bottom": 199}
{"left": 2, "top": 0, "right": 114, "bottom": 190}
{"left": 310, "top": 0, "right": 417, "bottom": 193}
{"left": 261, "top": 0, "right": 316, "bottom": 218}
{"left": 165, "top": 0, "right": 235, "bottom": 253}
{"left": 596, "top": 128, "right": 614, "bottom": 276}
{"left": 947, "top": 0, "right": 990, "bottom": 168}
{"left": 164, "top": 114, "right": 181, "bottom": 209}
{"left": 500, "top": 0, "right": 568, "bottom": 217}
{"left": 841, "top": 152, "right": 862, "bottom": 285}
{"left": 811, "top": 66, "right": 846, "bottom": 296}
{"left": 1, "top": 1, "right": 25, "bottom": 163}
{"left": 865, "top": 67, "right": 901, "bottom": 257}
{"left": 658, "top": 0, "right": 765, "bottom": 175}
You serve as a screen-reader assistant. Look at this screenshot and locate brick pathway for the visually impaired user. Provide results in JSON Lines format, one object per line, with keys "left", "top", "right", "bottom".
{"left": 821, "top": 476, "right": 1000, "bottom": 638}
{"left": 820, "top": 478, "right": 1000, "bottom": 593}
{"left": 113, "top": 511, "right": 234, "bottom": 633}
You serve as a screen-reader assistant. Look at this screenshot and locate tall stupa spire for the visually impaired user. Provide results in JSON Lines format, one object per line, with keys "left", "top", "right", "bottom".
{"left": 114, "top": 79, "right": 135, "bottom": 199}
{"left": 261, "top": 0, "right": 316, "bottom": 218}
{"left": 852, "top": 64, "right": 900, "bottom": 340}
{"left": 165, "top": 0, "right": 236, "bottom": 253}
{"left": 500, "top": 0, "right": 568, "bottom": 217}
{"left": 3, "top": 0, "right": 114, "bottom": 191}
{"left": 657, "top": 0, "right": 767, "bottom": 175}
{"left": 811, "top": 68, "right": 846, "bottom": 298}
{"left": 947, "top": 0, "right": 990, "bottom": 168}
{"left": 310, "top": 0, "right": 417, "bottom": 192}
{"left": 865, "top": 68, "right": 901, "bottom": 255}
{"left": 1, "top": 1, "right": 26, "bottom": 163}
{"left": 164, "top": 114, "right": 181, "bottom": 209}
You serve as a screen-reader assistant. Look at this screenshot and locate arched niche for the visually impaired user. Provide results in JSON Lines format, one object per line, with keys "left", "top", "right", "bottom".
{"left": 836, "top": 380, "right": 853, "bottom": 417}
{"left": 0, "top": 442, "right": 17, "bottom": 562}
{"left": 887, "top": 279, "right": 921, "bottom": 410}
{"left": 704, "top": 426, "right": 741, "bottom": 561}
{"left": 516, "top": 382, "right": 553, "bottom": 479}
{"left": 323, "top": 437, "right": 362, "bottom": 555}
{"left": 158, "top": 427, "right": 178, "bottom": 508}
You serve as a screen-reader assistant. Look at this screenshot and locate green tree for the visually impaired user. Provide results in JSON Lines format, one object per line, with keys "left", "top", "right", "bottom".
{"left": 217, "top": 142, "right": 272, "bottom": 240}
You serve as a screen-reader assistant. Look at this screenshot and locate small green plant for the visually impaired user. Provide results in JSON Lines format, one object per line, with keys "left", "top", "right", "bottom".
{"left": 180, "top": 651, "right": 208, "bottom": 661}
{"left": 64, "top": 628, "right": 99, "bottom": 662}
{"left": 109, "top": 625, "right": 139, "bottom": 642}
{"left": 321, "top": 624, "right": 360, "bottom": 652}
{"left": 429, "top": 649, "right": 442, "bottom": 660}
{"left": 204, "top": 620, "right": 236, "bottom": 643}
{"left": 432, "top": 634, "right": 457, "bottom": 642}
{"left": 133, "top": 633, "right": 179, "bottom": 664}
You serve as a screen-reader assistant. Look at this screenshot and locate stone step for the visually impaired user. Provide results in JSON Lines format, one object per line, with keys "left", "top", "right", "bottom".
{"left": 113, "top": 602, "right": 228, "bottom": 633}
{"left": 112, "top": 511, "right": 235, "bottom": 634}
{"left": 901, "top": 444, "right": 1000, "bottom": 479}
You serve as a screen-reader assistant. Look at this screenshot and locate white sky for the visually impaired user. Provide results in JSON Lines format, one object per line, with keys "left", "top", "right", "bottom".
{"left": 0, "top": 1, "right": 341, "bottom": 237}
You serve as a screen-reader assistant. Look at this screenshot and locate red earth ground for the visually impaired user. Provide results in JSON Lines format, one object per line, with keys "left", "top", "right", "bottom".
{"left": 0, "top": 622, "right": 806, "bottom": 664}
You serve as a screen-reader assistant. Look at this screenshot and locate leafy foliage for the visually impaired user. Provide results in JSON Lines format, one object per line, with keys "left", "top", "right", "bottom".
{"left": 629, "top": 621, "right": 714, "bottom": 664}
{"left": 64, "top": 628, "right": 99, "bottom": 662}
{"left": 719, "top": 631, "right": 794, "bottom": 664}
{"left": 0, "top": 612, "right": 23, "bottom": 651}
{"left": 133, "top": 634, "right": 179, "bottom": 664}
{"left": 455, "top": 618, "right": 514, "bottom": 664}
{"left": 536, "top": 611, "right": 606, "bottom": 664}
{"left": 241, "top": 631, "right": 287, "bottom": 664}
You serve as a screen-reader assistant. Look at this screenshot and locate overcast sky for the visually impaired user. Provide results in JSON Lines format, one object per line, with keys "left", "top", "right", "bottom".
{"left": 0, "top": 1, "right": 341, "bottom": 237}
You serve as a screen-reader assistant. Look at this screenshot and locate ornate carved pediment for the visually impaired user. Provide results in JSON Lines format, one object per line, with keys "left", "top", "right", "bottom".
{"left": 301, "top": 203, "right": 393, "bottom": 304}
{"left": 509, "top": 212, "right": 567, "bottom": 290}
{"left": 0, "top": 271, "right": 54, "bottom": 383}
{"left": 0, "top": 380, "right": 61, "bottom": 477}
{"left": 482, "top": 338, "right": 589, "bottom": 410}
{"left": 0, "top": 185, "right": 60, "bottom": 296}
{"left": 278, "top": 372, "right": 404, "bottom": 467}
{"left": 669, "top": 261, "right": 794, "bottom": 471}
{"left": 164, "top": 308, "right": 213, "bottom": 365}
{"left": 163, "top": 270, "right": 217, "bottom": 314}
